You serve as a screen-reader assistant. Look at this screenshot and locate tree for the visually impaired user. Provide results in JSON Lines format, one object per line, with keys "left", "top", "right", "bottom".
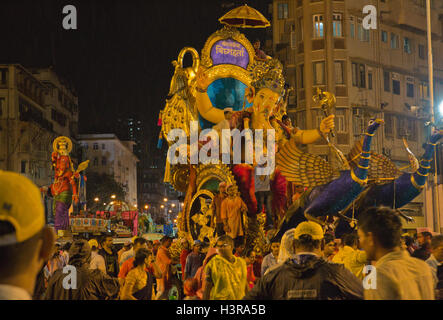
{"left": 85, "top": 172, "right": 126, "bottom": 211}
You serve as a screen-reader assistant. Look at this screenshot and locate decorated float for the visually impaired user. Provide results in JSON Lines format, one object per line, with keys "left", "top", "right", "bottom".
{"left": 157, "top": 5, "right": 443, "bottom": 254}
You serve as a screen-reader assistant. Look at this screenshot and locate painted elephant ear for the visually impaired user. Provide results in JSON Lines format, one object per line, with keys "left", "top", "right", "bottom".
{"left": 347, "top": 138, "right": 401, "bottom": 184}
{"left": 276, "top": 137, "right": 334, "bottom": 187}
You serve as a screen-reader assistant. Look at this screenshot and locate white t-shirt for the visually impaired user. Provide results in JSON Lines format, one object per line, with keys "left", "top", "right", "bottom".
{"left": 90, "top": 251, "right": 106, "bottom": 273}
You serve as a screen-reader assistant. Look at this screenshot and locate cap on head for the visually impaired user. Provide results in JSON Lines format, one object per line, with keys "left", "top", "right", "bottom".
{"left": 223, "top": 108, "right": 233, "bottom": 114}
{"left": 0, "top": 171, "right": 45, "bottom": 245}
{"left": 293, "top": 221, "right": 324, "bottom": 240}
{"left": 88, "top": 239, "right": 99, "bottom": 248}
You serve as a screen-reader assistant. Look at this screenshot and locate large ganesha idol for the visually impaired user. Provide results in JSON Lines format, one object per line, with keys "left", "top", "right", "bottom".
{"left": 158, "top": 7, "right": 334, "bottom": 249}
{"left": 42, "top": 136, "right": 89, "bottom": 236}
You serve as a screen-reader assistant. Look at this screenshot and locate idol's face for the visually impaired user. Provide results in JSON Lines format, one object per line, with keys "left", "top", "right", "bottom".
{"left": 253, "top": 88, "right": 280, "bottom": 119}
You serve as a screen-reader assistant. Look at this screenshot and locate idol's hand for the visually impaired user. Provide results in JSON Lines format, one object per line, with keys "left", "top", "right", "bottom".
{"left": 319, "top": 115, "right": 335, "bottom": 134}
{"left": 196, "top": 67, "right": 210, "bottom": 92}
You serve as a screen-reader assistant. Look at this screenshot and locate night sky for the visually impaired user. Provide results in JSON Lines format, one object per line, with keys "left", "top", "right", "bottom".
{"left": 0, "top": 0, "right": 271, "bottom": 148}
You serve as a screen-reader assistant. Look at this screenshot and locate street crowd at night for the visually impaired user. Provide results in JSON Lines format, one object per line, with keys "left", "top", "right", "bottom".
{"left": 1, "top": 0, "right": 443, "bottom": 305}
{"left": 0, "top": 171, "right": 442, "bottom": 300}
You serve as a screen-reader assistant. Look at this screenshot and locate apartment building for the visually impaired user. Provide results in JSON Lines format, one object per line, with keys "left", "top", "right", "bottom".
{"left": 0, "top": 64, "right": 79, "bottom": 187}
{"left": 78, "top": 134, "right": 139, "bottom": 208}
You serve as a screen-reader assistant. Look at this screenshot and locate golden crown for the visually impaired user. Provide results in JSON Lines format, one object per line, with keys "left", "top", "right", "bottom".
{"left": 248, "top": 58, "right": 285, "bottom": 96}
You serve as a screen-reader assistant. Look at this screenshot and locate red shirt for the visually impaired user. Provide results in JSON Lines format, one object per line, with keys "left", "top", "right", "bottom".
{"left": 247, "top": 264, "right": 256, "bottom": 289}
{"left": 180, "top": 249, "right": 191, "bottom": 280}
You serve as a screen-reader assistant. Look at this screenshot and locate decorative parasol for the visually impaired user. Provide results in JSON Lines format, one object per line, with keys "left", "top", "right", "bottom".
{"left": 219, "top": 4, "right": 271, "bottom": 28}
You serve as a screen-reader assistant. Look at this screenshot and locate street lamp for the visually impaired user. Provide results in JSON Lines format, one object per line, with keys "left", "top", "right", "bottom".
{"left": 144, "top": 204, "right": 149, "bottom": 209}
{"left": 171, "top": 203, "right": 176, "bottom": 207}
{"left": 94, "top": 197, "right": 99, "bottom": 202}
{"left": 111, "top": 194, "right": 116, "bottom": 199}
{"left": 163, "top": 197, "right": 168, "bottom": 202}
{"left": 160, "top": 204, "right": 164, "bottom": 209}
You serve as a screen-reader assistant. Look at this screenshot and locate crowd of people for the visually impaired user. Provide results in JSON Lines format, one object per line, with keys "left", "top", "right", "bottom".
{"left": 1, "top": 170, "right": 443, "bottom": 300}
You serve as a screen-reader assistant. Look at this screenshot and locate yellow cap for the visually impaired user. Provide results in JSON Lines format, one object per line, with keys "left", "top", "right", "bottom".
{"left": 293, "top": 221, "right": 324, "bottom": 240}
{"left": 0, "top": 170, "right": 45, "bottom": 245}
{"left": 88, "top": 239, "right": 99, "bottom": 248}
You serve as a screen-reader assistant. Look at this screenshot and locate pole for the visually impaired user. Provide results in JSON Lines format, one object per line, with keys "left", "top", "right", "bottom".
{"left": 426, "top": 0, "right": 440, "bottom": 233}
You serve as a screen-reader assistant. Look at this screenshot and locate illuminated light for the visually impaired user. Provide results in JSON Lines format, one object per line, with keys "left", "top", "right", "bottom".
{"left": 439, "top": 100, "right": 443, "bottom": 116}
{"left": 174, "top": 219, "right": 177, "bottom": 223}
{"left": 171, "top": 203, "right": 176, "bottom": 207}
{"left": 134, "top": 204, "right": 137, "bottom": 208}
{"left": 144, "top": 205, "right": 148, "bottom": 209}
{"left": 103, "top": 203, "right": 107, "bottom": 206}
{"left": 160, "top": 205, "right": 165, "bottom": 208}
{"left": 111, "top": 194, "right": 116, "bottom": 199}
{"left": 110, "top": 201, "right": 114, "bottom": 205}
{"left": 169, "top": 210, "right": 172, "bottom": 213}
{"left": 163, "top": 198, "right": 168, "bottom": 202}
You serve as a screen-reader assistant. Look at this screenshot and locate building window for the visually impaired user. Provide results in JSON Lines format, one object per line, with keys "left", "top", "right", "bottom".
{"left": 349, "top": 16, "right": 355, "bottom": 39}
{"left": 93, "top": 143, "right": 98, "bottom": 150}
{"left": 404, "top": 37, "right": 411, "bottom": 54}
{"left": 418, "top": 44, "right": 426, "bottom": 59}
{"left": 407, "top": 119, "right": 417, "bottom": 141}
{"left": 278, "top": 3, "right": 289, "bottom": 20}
{"left": 290, "top": 29, "right": 297, "bottom": 48}
{"left": 384, "top": 114, "right": 394, "bottom": 138}
{"left": 357, "top": 18, "right": 370, "bottom": 42}
{"left": 0, "top": 97, "right": 4, "bottom": 117}
{"left": 336, "top": 109, "right": 347, "bottom": 133}
{"left": 392, "top": 79, "right": 400, "bottom": 95}
{"left": 351, "top": 63, "right": 365, "bottom": 88}
{"left": 102, "top": 157, "right": 107, "bottom": 166}
{"left": 406, "top": 82, "right": 414, "bottom": 98}
{"left": 396, "top": 117, "right": 405, "bottom": 139}
{"left": 359, "top": 65, "right": 366, "bottom": 88}
{"left": 383, "top": 71, "right": 390, "bottom": 92}
{"left": 334, "top": 61, "right": 344, "bottom": 84}
{"left": 102, "top": 143, "right": 106, "bottom": 150}
{"left": 419, "top": 82, "right": 429, "bottom": 99}
{"left": 368, "top": 71, "right": 373, "bottom": 90}
{"left": 299, "top": 64, "right": 304, "bottom": 88}
{"left": 381, "top": 30, "right": 388, "bottom": 43}
{"left": 0, "top": 68, "right": 7, "bottom": 85}
{"left": 93, "top": 157, "right": 98, "bottom": 166}
{"left": 333, "top": 14, "right": 342, "bottom": 37}
{"left": 390, "top": 33, "right": 399, "bottom": 49}
{"left": 83, "top": 143, "right": 89, "bottom": 150}
{"left": 313, "top": 15, "right": 324, "bottom": 38}
{"left": 313, "top": 61, "right": 325, "bottom": 85}
{"left": 21, "top": 160, "right": 26, "bottom": 173}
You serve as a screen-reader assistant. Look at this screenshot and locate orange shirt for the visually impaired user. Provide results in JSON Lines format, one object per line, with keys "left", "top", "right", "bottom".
{"left": 118, "top": 257, "right": 153, "bottom": 279}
